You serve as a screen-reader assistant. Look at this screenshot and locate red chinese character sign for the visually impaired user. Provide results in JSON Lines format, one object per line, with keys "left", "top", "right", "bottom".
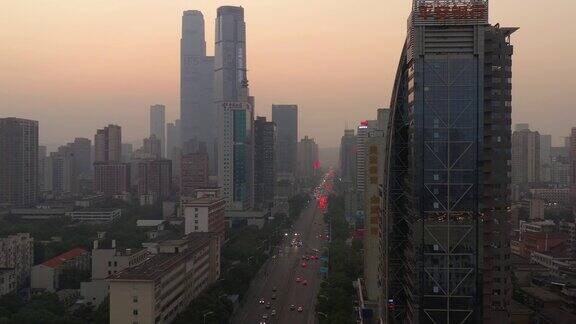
{"left": 417, "top": 1, "right": 487, "bottom": 21}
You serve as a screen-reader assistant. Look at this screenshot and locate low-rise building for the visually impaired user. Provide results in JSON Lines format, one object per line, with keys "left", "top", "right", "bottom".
{"left": 67, "top": 209, "right": 121, "bottom": 223}
{"left": 182, "top": 197, "right": 226, "bottom": 241}
{"left": 108, "top": 233, "right": 220, "bottom": 324}
{"left": 225, "top": 210, "right": 268, "bottom": 229}
{"left": 10, "top": 206, "right": 71, "bottom": 220}
{"left": 0, "top": 233, "right": 34, "bottom": 288}
{"left": 530, "top": 251, "right": 576, "bottom": 277}
{"left": 0, "top": 268, "right": 16, "bottom": 296}
{"left": 529, "top": 199, "right": 545, "bottom": 220}
{"left": 31, "top": 247, "right": 90, "bottom": 292}
{"left": 81, "top": 240, "right": 149, "bottom": 306}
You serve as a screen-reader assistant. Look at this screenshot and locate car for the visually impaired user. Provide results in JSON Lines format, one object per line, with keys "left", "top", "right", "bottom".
{"left": 262, "top": 314, "right": 269, "bottom": 319}
{"left": 271, "top": 294, "right": 277, "bottom": 300}
{"left": 297, "top": 306, "right": 304, "bottom": 312}
{"left": 271, "top": 309, "right": 277, "bottom": 316}
{"left": 272, "top": 286, "right": 277, "bottom": 292}
{"left": 265, "top": 302, "right": 271, "bottom": 309}
{"left": 259, "top": 299, "right": 265, "bottom": 304}
{"left": 290, "top": 304, "right": 296, "bottom": 311}
{"left": 301, "top": 262, "right": 307, "bottom": 268}
{"left": 296, "top": 277, "right": 302, "bottom": 283}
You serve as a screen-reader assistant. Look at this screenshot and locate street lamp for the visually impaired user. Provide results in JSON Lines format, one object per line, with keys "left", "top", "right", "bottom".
{"left": 203, "top": 311, "right": 214, "bottom": 324}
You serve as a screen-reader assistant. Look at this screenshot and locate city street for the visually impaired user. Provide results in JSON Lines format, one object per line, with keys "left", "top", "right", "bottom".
{"left": 232, "top": 198, "right": 327, "bottom": 324}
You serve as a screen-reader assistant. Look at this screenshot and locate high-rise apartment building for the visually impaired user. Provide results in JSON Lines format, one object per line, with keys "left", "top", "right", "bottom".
{"left": 254, "top": 117, "right": 276, "bottom": 209}
{"left": 137, "top": 159, "right": 172, "bottom": 203}
{"left": 0, "top": 118, "right": 39, "bottom": 207}
{"left": 0, "top": 233, "right": 34, "bottom": 288}
{"left": 297, "top": 136, "right": 319, "bottom": 188}
{"left": 149, "top": 105, "right": 166, "bottom": 157}
{"left": 272, "top": 104, "right": 298, "bottom": 175}
{"left": 181, "top": 150, "right": 209, "bottom": 197}
{"left": 73, "top": 138, "right": 92, "bottom": 178}
{"left": 382, "top": 2, "right": 516, "bottom": 322}
{"left": 94, "top": 125, "right": 121, "bottom": 163}
{"left": 93, "top": 125, "right": 130, "bottom": 196}
{"left": 180, "top": 11, "right": 215, "bottom": 156}
{"left": 540, "top": 134, "right": 552, "bottom": 182}
{"left": 512, "top": 128, "right": 540, "bottom": 185}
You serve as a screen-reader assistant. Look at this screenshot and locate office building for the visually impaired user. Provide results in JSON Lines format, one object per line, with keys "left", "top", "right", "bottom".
{"left": 0, "top": 233, "right": 34, "bottom": 288}
{"left": 149, "top": 105, "right": 166, "bottom": 157}
{"left": 297, "top": 136, "right": 319, "bottom": 188}
{"left": 217, "top": 101, "right": 254, "bottom": 210}
{"left": 108, "top": 233, "right": 220, "bottom": 324}
{"left": 254, "top": 117, "right": 276, "bottom": 209}
{"left": 181, "top": 152, "right": 209, "bottom": 197}
{"left": 382, "top": 2, "right": 516, "bottom": 322}
{"left": 182, "top": 197, "right": 226, "bottom": 241}
{"left": 94, "top": 125, "right": 121, "bottom": 163}
{"left": 137, "top": 159, "right": 172, "bottom": 203}
{"left": 363, "top": 110, "right": 389, "bottom": 303}
{"left": 0, "top": 118, "right": 39, "bottom": 207}
{"left": 339, "top": 129, "right": 357, "bottom": 184}
{"left": 356, "top": 120, "right": 376, "bottom": 217}
{"left": 180, "top": 11, "right": 215, "bottom": 157}
{"left": 272, "top": 104, "right": 298, "bottom": 175}
{"left": 512, "top": 128, "right": 540, "bottom": 185}
{"left": 215, "top": 6, "right": 253, "bottom": 210}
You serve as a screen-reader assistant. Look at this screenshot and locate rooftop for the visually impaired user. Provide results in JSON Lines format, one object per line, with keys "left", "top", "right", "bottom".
{"left": 109, "top": 233, "right": 215, "bottom": 281}
{"left": 41, "top": 247, "right": 88, "bottom": 268}
{"left": 181, "top": 197, "right": 225, "bottom": 206}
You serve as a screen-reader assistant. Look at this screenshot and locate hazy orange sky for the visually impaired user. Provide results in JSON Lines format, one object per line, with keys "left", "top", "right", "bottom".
{"left": 1, "top": 0, "right": 575, "bottom": 148}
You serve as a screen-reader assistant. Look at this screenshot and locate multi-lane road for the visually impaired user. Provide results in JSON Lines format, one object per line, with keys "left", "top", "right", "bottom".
{"left": 233, "top": 198, "right": 327, "bottom": 324}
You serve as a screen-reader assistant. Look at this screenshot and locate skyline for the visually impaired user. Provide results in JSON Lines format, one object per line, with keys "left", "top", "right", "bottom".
{"left": 1, "top": 0, "right": 575, "bottom": 148}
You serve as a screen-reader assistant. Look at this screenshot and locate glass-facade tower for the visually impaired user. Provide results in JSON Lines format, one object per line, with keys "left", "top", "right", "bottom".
{"left": 382, "top": 1, "right": 515, "bottom": 323}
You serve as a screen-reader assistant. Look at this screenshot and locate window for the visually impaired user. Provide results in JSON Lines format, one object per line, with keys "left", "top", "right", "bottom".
{"left": 195, "top": 226, "right": 199, "bottom": 230}
{"left": 133, "top": 296, "right": 138, "bottom": 303}
{"left": 133, "top": 309, "right": 138, "bottom": 315}
{"left": 433, "top": 174, "right": 439, "bottom": 181}
{"left": 108, "top": 261, "right": 112, "bottom": 267}
{"left": 114, "top": 261, "right": 118, "bottom": 267}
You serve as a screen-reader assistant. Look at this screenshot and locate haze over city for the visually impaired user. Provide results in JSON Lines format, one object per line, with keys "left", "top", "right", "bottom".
{"left": 2, "top": 0, "right": 574, "bottom": 147}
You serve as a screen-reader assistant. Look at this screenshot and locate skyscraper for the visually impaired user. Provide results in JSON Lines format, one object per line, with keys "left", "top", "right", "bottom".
{"left": 272, "top": 104, "right": 298, "bottom": 175}
{"left": 216, "top": 6, "right": 253, "bottom": 210}
{"left": 180, "top": 11, "right": 215, "bottom": 153}
{"left": 93, "top": 125, "right": 130, "bottom": 196}
{"left": 254, "top": 116, "right": 276, "bottom": 210}
{"left": 297, "top": 136, "right": 319, "bottom": 188}
{"left": 382, "top": 1, "right": 516, "bottom": 322}
{"left": 149, "top": 104, "right": 166, "bottom": 157}
{"left": 512, "top": 128, "right": 541, "bottom": 185}
{"left": 94, "top": 125, "right": 121, "bottom": 163}
{"left": 214, "top": 6, "right": 247, "bottom": 104}
{"left": 73, "top": 137, "right": 92, "bottom": 178}
{"left": 540, "top": 134, "right": 552, "bottom": 182}
{"left": 0, "top": 118, "right": 39, "bottom": 207}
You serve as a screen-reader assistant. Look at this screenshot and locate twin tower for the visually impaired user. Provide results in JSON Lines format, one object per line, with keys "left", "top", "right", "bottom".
{"left": 181, "top": 7, "right": 253, "bottom": 210}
